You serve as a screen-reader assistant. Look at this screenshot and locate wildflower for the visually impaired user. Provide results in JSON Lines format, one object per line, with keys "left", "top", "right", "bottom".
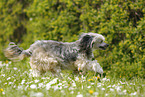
{"left": 29, "top": 68, "right": 32, "bottom": 71}
{"left": 101, "top": 88, "right": 105, "bottom": 90}
{"left": 78, "top": 68, "right": 81, "bottom": 71}
{"left": 120, "top": 81, "right": 125, "bottom": 84}
{"left": 102, "top": 77, "right": 107, "bottom": 81}
{"left": 130, "top": 83, "right": 135, "bottom": 85}
{"left": 130, "top": 92, "right": 137, "bottom": 95}
{"left": 91, "top": 83, "right": 94, "bottom": 85}
{"left": 0, "top": 61, "right": 2, "bottom": 66}
{"left": 106, "top": 79, "right": 110, "bottom": 81}
{"left": 7, "top": 77, "right": 11, "bottom": 80}
{"left": 25, "top": 85, "right": 29, "bottom": 91}
{"left": 38, "top": 83, "right": 44, "bottom": 88}
{"left": 72, "top": 83, "right": 76, "bottom": 87}
{"left": 46, "top": 84, "right": 51, "bottom": 90}
{"left": 62, "top": 81, "right": 67, "bottom": 83}
{"left": 30, "top": 84, "right": 37, "bottom": 89}
{"left": 13, "top": 67, "right": 17, "bottom": 70}
{"left": 97, "top": 83, "right": 102, "bottom": 87}
{"left": 105, "top": 93, "right": 108, "bottom": 96}
{"left": 97, "top": 76, "right": 100, "bottom": 80}
{"left": 31, "top": 92, "right": 44, "bottom": 97}
{"left": 18, "top": 85, "right": 23, "bottom": 90}
{"left": 13, "top": 85, "right": 16, "bottom": 88}
{"left": 46, "top": 77, "right": 50, "bottom": 79}
{"left": 69, "top": 87, "right": 75, "bottom": 90}
{"left": 81, "top": 75, "right": 86, "bottom": 81}
{"left": 75, "top": 77, "right": 79, "bottom": 81}
{"left": 112, "top": 84, "right": 115, "bottom": 87}
{"left": 34, "top": 79, "right": 39, "bottom": 83}
{"left": 8, "top": 61, "right": 12, "bottom": 64}
{"left": 6, "top": 60, "right": 8, "bottom": 63}
{"left": 2, "top": 92, "right": 5, "bottom": 95}
{"left": 123, "top": 90, "right": 127, "bottom": 93}
{"left": 107, "top": 85, "right": 111, "bottom": 88}
{"left": 93, "top": 76, "right": 96, "bottom": 79}
{"left": 48, "top": 78, "right": 58, "bottom": 85}
{"left": 93, "top": 92, "right": 98, "bottom": 96}
{"left": 0, "top": 88, "right": 4, "bottom": 92}
{"left": 58, "top": 83, "right": 62, "bottom": 86}
{"left": 70, "top": 91, "right": 74, "bottom": 94}
{"left": 46, "top": 78, "right": 58, "bottom": 90}
{"left": 87, "top": 86, "right": 91, "bottom": 88}
{"left": 110, "top": 88, "right": 114, "bottom": 91}
{"left": 41, "top": 77, "right": 46, "bottom": 79}
{"left": 82, "top": 85, "right": 83, "bottom": 89}
{"left": 88, "top": 79, "right": 93, "bottom": 82}
{"left": 76, "top": 94, "right": 83, "bottom": 97}
{"left": 29, "top": 18, "right": 33, "bottom": 21}
{"left": 115, "top": 86, "right": 122, "bottom": 92}
{"left": 89, "top": 90, "right": 94, "bottom": 94}
{"left": 53, "top": 85, "right": 59, "bottom": 91}
{"left": 64, "top": 86, "right": 68, "bottom": 88}
{"left": 21, "top": 80, "right": 25, "bottom": 84}
{"left": 4, "top": 83, "right": 7, "bottom": 85}
{"left": 1, "top": 74, "right": 5, "bottom": 77}
{"left": 9, "top": 82, "right": 13, "bottom": 85}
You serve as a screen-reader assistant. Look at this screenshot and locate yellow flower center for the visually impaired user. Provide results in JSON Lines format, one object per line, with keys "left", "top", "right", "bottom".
{"left": 89, "top": 90, "right": 94, "bottom": 94}
{"left": 88, "top": 79, "right": 93, "bottom": 81}
{"left": 0, "top": 89, "right": 4, "bottom": 92}
{"left": 97, "top": 76, "right": 100, "bottom": 79}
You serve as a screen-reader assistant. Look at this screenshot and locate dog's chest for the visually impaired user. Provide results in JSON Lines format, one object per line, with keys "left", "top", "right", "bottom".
{"left": 60, "top": 55, "right": 86, "bottom": 70}
{"left": 60, "top": 62, "right": 77, "bottom": 70}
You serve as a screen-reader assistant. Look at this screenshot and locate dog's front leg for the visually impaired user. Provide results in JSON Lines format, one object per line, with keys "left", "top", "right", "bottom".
{"left": 91, "top": 60, "right": 103, "bottom": 78}
{"left": 50, "top": 66, "right": 63, "bottom": 79}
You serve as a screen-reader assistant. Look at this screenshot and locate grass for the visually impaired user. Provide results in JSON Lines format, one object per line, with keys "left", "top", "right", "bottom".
{"left": 0, "top": 60, "right": 145, "bottom": 97}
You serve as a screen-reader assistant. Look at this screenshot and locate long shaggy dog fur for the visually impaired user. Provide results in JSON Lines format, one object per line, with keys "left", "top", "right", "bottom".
{"left": 4, "top": 33, "right": 108, "bottom": 77}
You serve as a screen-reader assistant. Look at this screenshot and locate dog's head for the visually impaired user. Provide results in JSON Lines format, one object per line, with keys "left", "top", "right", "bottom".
{"left": 79, "top": 32, "right": 109, "bottom": 51}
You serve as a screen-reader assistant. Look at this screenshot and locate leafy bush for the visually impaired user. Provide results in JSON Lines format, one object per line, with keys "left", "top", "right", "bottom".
{"left": 0, "top": 0, "right": 144, "bottom": 78}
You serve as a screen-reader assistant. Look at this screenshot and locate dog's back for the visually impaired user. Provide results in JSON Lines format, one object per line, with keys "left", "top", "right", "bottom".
{"left": 4, "top": 40, "right": 79, "bottom": 63}
{"left": 29, "top": 40, "right": 79, "bottom": 63}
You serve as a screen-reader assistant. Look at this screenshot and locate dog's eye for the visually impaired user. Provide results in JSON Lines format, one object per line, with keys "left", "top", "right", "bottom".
{"left": 100, "top": 40, "right": 103, "bottom": 43}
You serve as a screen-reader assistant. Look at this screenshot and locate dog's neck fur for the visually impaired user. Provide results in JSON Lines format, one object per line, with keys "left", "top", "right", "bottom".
{"left": 75, "top": 35, "right": 94, "bottom": 59}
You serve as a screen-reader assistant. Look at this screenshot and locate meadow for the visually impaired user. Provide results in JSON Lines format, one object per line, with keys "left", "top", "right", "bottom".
{"left": 0, "top": 0, "right": 145, "bottom": 97}
{"left": 0, "top": 60, "right": 144, "bottom": 97}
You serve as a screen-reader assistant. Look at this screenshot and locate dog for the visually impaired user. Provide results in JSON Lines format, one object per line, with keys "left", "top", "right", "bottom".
{"left": 4, "top": 32, "right": 108, "bottom": 77}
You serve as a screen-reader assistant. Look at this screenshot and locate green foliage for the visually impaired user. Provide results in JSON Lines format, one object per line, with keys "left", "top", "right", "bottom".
{"left": 0, "top": 0, "right": 145, "bottom": 78}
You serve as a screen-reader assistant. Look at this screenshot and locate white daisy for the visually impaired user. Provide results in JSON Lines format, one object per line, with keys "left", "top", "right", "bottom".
{"left": 30, "top": 84, "right": 37, "bottom": 89}
{"left": 76, "top": 94, "right": 83, "bottom": 97}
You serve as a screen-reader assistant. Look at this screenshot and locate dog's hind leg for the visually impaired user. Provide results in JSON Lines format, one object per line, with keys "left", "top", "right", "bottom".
{"left": 29, "top": 61, "right": 46, "bottom": 77}
{"left": 50, "top": 66, "right": 63, "bottom": 79}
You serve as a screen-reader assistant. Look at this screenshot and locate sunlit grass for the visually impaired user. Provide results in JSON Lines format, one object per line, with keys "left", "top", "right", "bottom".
{"left": 0, "top": 60, "right": 145, "bottom": 97}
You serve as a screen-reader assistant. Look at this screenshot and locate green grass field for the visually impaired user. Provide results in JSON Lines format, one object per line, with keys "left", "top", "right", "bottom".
{"left": 0, "top": 60, "right": 145, "bottom": 97}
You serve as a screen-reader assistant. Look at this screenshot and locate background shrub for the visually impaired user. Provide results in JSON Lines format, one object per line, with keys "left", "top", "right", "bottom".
{"left": 0, "top": 0, "right": 144, "bottom": 79}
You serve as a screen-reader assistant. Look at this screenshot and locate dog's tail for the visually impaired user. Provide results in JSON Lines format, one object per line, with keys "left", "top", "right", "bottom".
{"left": 4, "top": 42, "right": 32, "bottom": 61}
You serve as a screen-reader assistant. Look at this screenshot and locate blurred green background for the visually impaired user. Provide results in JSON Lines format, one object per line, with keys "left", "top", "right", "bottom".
{"left": 0, "top": 0, "right": 144, "bottom": 79}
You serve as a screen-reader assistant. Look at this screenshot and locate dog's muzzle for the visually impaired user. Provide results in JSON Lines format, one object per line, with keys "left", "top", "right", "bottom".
{"left": 99, "top": 42, "right": 109, "bottom": 50}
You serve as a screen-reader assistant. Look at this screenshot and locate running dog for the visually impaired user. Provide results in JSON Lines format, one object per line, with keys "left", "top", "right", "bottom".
{"left": 4, "top": 32, "right": 108, "bottom": 77}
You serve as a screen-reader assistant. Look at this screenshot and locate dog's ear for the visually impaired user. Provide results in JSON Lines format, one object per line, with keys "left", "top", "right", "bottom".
{"left": 79, "top": 35, "right": 93, "bottom": 51}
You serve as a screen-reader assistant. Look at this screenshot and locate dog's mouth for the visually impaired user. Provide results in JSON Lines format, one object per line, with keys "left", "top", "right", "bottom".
{"left": 99, "top": 43, "right": 109, "bottom": 50}
{"left": 99, "top": 46, "right": 107, "bottom": 50}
